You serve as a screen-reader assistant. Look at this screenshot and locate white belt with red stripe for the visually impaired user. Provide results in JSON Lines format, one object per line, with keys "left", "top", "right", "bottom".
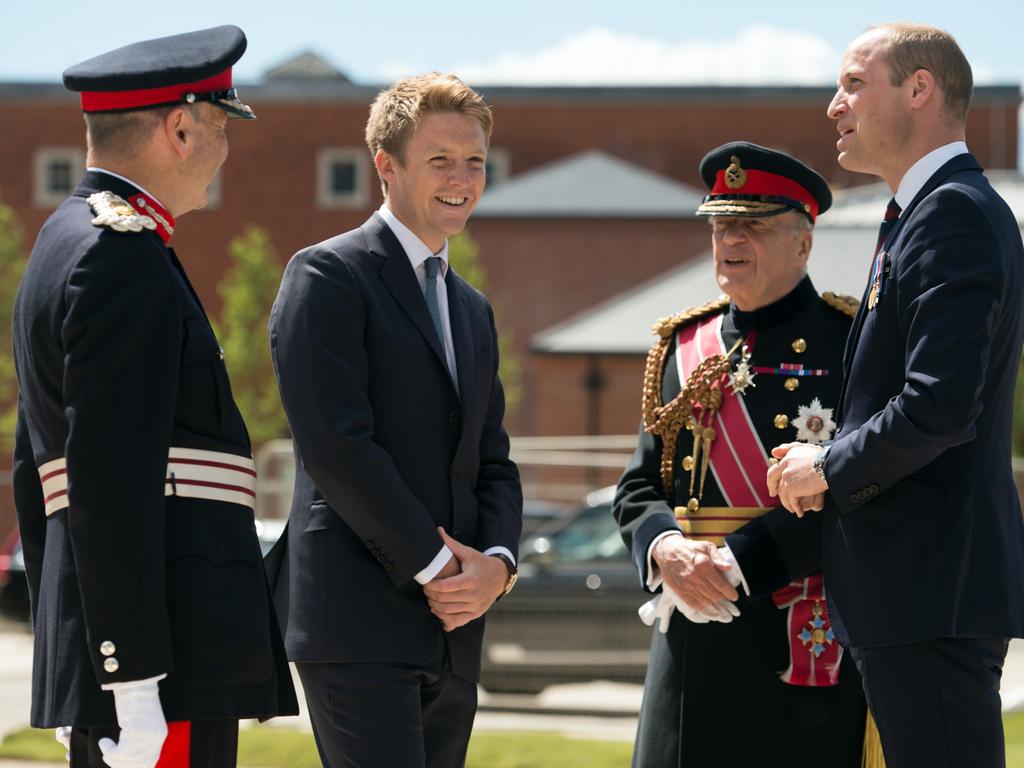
{"left": 38, "top": 447, "right": 257, "bottom": 516}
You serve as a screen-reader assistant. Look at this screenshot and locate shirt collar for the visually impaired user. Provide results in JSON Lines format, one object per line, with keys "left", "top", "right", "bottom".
{"left": 894, "top": 141, "right": 969, "bottom": 210}
{"left": 87, "top": 167, "right": 166, "bottom": 209}
{"left": 378, "top": 204, "right": 448, "bottom": 275}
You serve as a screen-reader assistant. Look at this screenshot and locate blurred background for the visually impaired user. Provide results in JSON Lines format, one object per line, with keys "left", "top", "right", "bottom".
{"left": 1, "top": 1, "right": 1023, "bottom": 762}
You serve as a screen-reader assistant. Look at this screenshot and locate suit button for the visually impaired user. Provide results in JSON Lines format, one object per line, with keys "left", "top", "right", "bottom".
{"left": 449, "top": 410, "right": 459, "bottom": 423}
{"left": 870, "top": 484, "right": 880, "bottom": 493}
{"left": 451, "top": 469, "right": 460, "bottom": 481}
{"left": 103, "top": 657, "right": 120, "bottom": 674}
{"left": 850, "top": 493, "right": 860, "bottom": 504}
{"left": 100, "top": 641, "right": 116, "bottom": 657}
{"left": 384, "top": 563, "right": 394, "bottom": 572}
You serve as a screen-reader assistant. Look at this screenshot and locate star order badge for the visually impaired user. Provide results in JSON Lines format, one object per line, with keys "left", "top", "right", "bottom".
{"left": 88, "top": 191, "right": 157, "bottom": 234}
{"left": 791, "top": 397, "right": 836, "bottom": 443}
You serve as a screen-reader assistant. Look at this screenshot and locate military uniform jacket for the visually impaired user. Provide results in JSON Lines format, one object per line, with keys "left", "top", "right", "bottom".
{"left": 12, "top": 171, "right": 297, "bottom": 728}
{"left": 824, "top": 153, "right": 1024, "bottom": 649}
{"left": 614, "top": 278, "right": 867, "bottom": 767}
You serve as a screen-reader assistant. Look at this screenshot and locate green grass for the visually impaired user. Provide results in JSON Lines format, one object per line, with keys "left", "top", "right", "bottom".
{"left": 0, "top": 725, "right": 633, "bottom": 767}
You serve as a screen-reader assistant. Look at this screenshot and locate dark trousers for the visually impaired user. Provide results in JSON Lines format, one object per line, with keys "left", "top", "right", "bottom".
{"left": 69, "top": 720, "right": 238, "bottom": 768}
{"left": 850, "top": 637, "right": 1008, "bottom": 768}
{"left": 296, "top": 647, "right": 477, "bottom": 768}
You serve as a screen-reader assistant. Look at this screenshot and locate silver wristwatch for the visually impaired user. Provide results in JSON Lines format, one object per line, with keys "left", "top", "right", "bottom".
{"left": 813, "top": 445, "right": 831, "bottom": 483}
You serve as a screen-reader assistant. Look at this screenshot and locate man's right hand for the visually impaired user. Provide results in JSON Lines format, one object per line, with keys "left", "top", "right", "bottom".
{"left": 97, "top": 677, "right": 167, "bottom": 768}
{"left": 652, "top": 536, "right": 738, "bottom": 611}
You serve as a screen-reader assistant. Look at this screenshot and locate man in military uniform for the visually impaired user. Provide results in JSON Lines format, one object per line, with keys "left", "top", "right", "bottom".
{"left": 12, "top": 26, "right": 296, "bottom": 768}
{"left": 614, "top": 143, "right": 872, "bottom": 767}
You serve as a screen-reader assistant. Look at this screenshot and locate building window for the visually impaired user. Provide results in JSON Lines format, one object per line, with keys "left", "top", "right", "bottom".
{"left": 485, "top": 147, "right": 510, "bottom": 186}
{"left": 316, "top": 148, "right": 369, "bottom": 209}
{"left": 34, "top": 148, "right": 85, "bottom": 208}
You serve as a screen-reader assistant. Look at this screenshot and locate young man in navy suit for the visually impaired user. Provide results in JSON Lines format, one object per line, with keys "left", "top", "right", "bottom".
{"left": 269, "top": 74, "right": 522, "bottom": 768}
{"left": 769, "top": 23, "right": 1024, "bottom": 767}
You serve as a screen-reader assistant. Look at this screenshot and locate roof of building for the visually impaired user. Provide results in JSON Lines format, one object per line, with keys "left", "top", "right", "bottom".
{"left": 262, "top": 51, "right": 351, "bottom": 83}
{"left": 532, "top": 170, "right": 1024, "bottom": 355}
{"left": 474, "top": 149, "right": 705, "bottom": 219}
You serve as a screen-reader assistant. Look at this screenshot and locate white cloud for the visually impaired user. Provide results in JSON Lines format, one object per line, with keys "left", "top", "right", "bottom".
{"left": 453, "top": 26, "right": 841, "bottom": 85}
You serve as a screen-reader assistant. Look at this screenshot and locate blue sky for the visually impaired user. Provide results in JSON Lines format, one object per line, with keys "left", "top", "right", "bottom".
{"left": 3, "top": 1, "right": 1020, "bottom": 86}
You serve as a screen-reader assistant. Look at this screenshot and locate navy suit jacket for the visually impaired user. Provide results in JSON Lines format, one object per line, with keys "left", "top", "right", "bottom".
{"left": 267, "top": 213, "right": 522, "bottom": 681}
{"left": 824, "top": 153, "right": 1024, "bottom": 647}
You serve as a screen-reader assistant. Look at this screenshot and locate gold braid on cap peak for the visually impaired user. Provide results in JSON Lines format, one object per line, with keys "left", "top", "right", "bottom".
{"left": 821, "top": 291, "right": 860, "bottom": 318}
{"left": 642, "top": 296, "right": 730, "bottom": 496}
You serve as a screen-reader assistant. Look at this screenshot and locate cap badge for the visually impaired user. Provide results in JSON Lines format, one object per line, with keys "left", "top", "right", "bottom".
{"left": 725, "top": 155, "right": 747, "bottom": 190}
{"left": 88, "top": 191, "right": 157, "bottom": 234}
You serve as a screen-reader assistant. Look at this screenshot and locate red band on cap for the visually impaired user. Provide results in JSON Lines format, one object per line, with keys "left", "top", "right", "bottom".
{"left": 80, "top": 69, "right": 232, "bottom": 113}
{"left": 711, "top": 168, "right": 819, "bottom": 221}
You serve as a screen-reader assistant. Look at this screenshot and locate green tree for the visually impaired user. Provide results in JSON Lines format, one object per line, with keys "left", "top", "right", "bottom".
{"left": 215, "top": 226, "right": 288, "bottom": 445}
{"left": 0, "top": 202, "right": 27, "bottom": 451}
{"left": 448, "top": 230, "right": 521, "bottom": 413}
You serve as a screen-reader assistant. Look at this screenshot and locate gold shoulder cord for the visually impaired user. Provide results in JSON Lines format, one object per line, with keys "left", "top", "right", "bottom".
{"left": 821, "top": 291, "right": 860, "bottom": 318}
{"left": 641, "top": 296, "right": 730, "bottom": 498}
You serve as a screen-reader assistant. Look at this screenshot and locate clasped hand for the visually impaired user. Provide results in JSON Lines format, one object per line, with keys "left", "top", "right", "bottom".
{"left": 422, "top": 528, "right": 508, "bottom": 632}
{"left": 652, "top": 536, "right": 739, "bottom": 618}
{"left": 766, "top": 442, "right": 827, "bottom": 517}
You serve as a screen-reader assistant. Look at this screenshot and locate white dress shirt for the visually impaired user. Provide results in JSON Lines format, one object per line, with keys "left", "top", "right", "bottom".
{"left": 377, "top": 204, "right": 515, "bottom": 584}
{"left": 894, "top": 141, "right": 969, "bottom": 211}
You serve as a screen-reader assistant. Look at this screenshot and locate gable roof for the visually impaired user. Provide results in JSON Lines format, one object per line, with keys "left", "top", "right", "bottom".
{"left": 474, "top": 149, "right": 705, "bottom": 218}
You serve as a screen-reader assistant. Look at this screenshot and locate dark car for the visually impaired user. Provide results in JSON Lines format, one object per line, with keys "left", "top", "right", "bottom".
{"left": 0, "top": 528, "right": 29, "bottom": 623}
{"left": 479, "top": 486, "right": 651, "bottom": 694}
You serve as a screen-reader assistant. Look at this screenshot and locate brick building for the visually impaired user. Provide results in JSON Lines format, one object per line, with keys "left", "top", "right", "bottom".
{"left": 0, "top": 58, "right": 1019, "bottom": 522}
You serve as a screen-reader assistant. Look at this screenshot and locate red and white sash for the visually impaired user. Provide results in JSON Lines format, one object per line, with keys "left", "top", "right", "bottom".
{"left": 676, "top": 314, "right": 842, "bottom": 687}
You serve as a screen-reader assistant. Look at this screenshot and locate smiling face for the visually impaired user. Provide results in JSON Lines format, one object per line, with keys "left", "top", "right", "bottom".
{"left": 710, "top": 211, "right": 812, "bottom": 311}
{"left": 827, "top": 29, "right": 914, "bottom": 187}
{"left": 376, "top": 111, "right": 487, "bottom": 252}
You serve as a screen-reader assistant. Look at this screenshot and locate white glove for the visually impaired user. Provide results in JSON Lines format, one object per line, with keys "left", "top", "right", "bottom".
{"left": 55, "top": 726, "right": 72, "bottom": 761}
{"left": 639, "top": 589, "right": 740, "bottom": 633}
{"left": 97, "top": 677, "right": 168, "bottom": 768}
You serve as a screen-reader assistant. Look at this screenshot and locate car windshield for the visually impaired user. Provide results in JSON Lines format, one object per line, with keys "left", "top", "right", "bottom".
{"left": 534, "top": 503, "right": 626, "bottom": 563}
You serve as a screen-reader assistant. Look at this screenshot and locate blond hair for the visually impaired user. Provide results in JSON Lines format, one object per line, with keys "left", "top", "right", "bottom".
{"left": 365, "top": 72, "right": 492, "bottom": 168}
{"left": 873, "top": 23, "right": 973, "bottom": 124}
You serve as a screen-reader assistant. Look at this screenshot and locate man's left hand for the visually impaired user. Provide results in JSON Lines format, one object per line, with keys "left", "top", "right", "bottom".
{"left": 423, "top": 528, "right": 508, "bottom": 632}
{"left": 767, "top": 442, "right": 828, "bottom": 517}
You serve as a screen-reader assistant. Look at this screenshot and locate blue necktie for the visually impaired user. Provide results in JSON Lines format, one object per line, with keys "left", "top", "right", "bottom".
{"left": 423, "top": 256, "right": 446, "bottom": 350}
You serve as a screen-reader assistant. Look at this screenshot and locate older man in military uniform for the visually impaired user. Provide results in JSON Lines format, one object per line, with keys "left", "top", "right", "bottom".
{"left": 12, "top": 26, "right": 296, "bottom": 768}
{"left": 614, "top": 143, "right": 874, "bottom": 767}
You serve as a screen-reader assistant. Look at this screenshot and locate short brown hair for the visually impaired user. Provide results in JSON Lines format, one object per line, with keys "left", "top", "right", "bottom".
{"left": 873, "top": 23, "right": 973, "bottom": 124}
{"left": 365, "top": 72, "right": 493, "bottom": 163}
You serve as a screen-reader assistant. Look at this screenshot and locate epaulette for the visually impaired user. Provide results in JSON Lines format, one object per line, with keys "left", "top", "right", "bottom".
{"left": 651, "top": 295, "right": 730, "bottom": 339}
{"left": 88, "top": 191, "right": 157, "bottom": 234}
{"left": 821, "top": 291, "right": 859, "bottom": 318}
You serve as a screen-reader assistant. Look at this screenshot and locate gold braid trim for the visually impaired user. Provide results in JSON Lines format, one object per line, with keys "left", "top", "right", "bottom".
{"left": 821, "top": 291, "right": 860, "bottom": 318}
{"left": 641, "top": 296, "right": 730, "bottom": 496}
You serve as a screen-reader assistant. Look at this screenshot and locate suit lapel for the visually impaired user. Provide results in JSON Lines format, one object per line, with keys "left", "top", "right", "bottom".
{"left": 365, "top": 215, "right": 449, "bottom": 372}
{"left": 838, "top": 153, "right": 983, "bottom": 413}
{"left": 446, "top": 272, "right": 476, "bottom": 411}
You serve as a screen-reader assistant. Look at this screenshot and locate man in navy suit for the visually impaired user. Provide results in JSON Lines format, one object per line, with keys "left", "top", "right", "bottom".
{"left": 768, "top": 22, "right": 1024, "bottom": 767}
{"left": 268, "top": 73, "right": 522, "bottom": 768}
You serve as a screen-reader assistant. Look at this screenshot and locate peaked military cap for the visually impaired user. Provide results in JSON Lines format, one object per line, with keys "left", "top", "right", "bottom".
{"left": 696, "top": 141, "right": 831, "bottom": 223}
{"left": 62, "top": 25, "right": 255, "bottom": 119}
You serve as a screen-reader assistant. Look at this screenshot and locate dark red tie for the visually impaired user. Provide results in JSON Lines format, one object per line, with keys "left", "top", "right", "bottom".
{"left": 875, "top": 197, "right": 901, "bottom": 255}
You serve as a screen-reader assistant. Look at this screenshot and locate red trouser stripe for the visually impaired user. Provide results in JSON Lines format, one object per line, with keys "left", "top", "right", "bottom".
{"left": 156, "top": 721, "right": 190, "bottom": 768}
